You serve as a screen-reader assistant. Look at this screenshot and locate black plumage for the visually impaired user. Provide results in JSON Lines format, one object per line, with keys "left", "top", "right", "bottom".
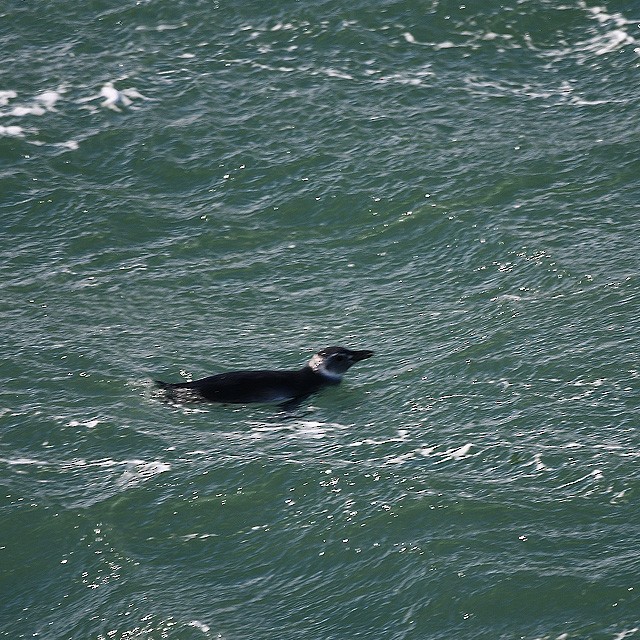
{"left": 155, "top": 346, "right": 373, "bottom": 405}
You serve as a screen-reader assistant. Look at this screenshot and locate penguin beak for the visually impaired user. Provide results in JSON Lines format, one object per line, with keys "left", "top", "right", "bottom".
{"left": 349, "top": 349, "right": 374, "bottom": 362}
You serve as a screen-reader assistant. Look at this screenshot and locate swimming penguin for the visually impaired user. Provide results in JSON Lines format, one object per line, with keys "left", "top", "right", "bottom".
{"left": 154, "top": 346, "right": 374, "bottom": 405}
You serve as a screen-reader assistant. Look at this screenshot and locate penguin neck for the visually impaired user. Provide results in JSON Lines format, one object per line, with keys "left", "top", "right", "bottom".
{"left": 305, "top": 357, "right": 343, "bottom": 382}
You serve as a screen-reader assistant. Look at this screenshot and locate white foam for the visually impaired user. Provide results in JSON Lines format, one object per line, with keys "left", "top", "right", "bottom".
{"left": 0, "top": 125, "right": 24, "bottom": 137}
{"left": 0, "top": 90, "right": 17, "bottom": 106}
{"left": 297, "top": 421, "right": 328, "bottom": 439}
{"left": 323, "top": 68, "right": 354, "bottom": 80}
{"left": 386, "top": 451, "right": 417, "bottom": 464}
{"left": 434, "top": 41, "right": 456, "bottom": 50}
{"left": 116, "top": 460, "right": 171, "bottom": 487}
{"left": 9, "top": 105, "right": 46, "bottom": 117}
{"left": 449, "top": 443, "right": 473, "bottom": 459}
{"left": 56, "top": 140, "right": 79, "bottom": 151}
{"left": 187, "top": 621, "right": 211, "bottom": 633}
{"left": 530, "top": 453, "right": 548, "bottom": 471}
{"left": 35, "top": 90, "right": 63, "bottom": 110}
{"left": 100, "top": 83, "right": 132, "bottom": 111}
{"left": 67, "top": 417, "right": 100, "bottom": 428}
{"left": 579, "top": 1, "right": 637, "bottom": 55}
{"left": 1, "top": 457, "right": 47, "bottom": 466}
{"left": 2, "top": 88, "right": 64, "bottom": 118}
{"left": 384, "top": 442, "right": 477, "bottom": 466}
{"left": 135, "top": 22, "right": 187, "bottom": 32}
{"left": 557, "top": 468, "right": 604, "bottom": 490}
{"left": 591, "top": 29, "right": 635, "bottom": 55}
{"left": 78, "top": 82, "right": 147, "bottom": 112}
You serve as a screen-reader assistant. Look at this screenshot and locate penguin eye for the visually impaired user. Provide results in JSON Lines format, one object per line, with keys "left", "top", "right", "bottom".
{"left": 333, "top": 354, "right": 347, "bottom": 363}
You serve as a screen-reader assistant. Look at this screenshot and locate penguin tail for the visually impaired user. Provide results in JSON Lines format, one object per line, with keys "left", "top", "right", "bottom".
{"left": 154, "top": 379, "right": 184, "bottom": 405}
{"left": 154, "top": 379, "right": 201, "bottom": 404}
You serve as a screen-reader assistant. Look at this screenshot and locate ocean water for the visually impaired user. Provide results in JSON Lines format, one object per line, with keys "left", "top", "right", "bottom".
{"left": 1, "top": 1, "right": 639, "bottom": 638}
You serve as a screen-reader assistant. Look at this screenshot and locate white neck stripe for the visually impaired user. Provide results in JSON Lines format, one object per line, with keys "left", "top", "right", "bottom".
{"left": 308, "top": 355, "right": 343, "bottom": 380}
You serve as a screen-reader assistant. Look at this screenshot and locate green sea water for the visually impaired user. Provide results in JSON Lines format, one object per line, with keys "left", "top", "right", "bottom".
{"left": 1, "top": 1, "right": 639, "bottom": 638}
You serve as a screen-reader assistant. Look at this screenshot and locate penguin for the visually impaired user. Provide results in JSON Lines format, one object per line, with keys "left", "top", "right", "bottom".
{"left": 154, "top": 346, "right": 373, "bottom": 405}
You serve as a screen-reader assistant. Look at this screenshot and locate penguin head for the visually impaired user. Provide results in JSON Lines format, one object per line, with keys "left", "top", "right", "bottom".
{"left": 308, "top": 346, "right": 374, "bottom": 380}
